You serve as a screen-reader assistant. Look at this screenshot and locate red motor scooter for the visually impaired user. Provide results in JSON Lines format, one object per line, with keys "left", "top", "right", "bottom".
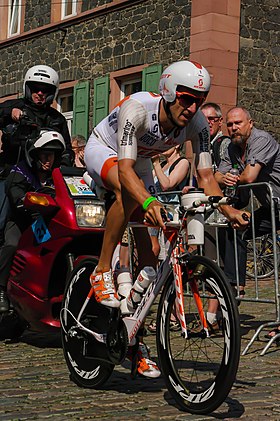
{"left": 0, "top": 166, "right": 105, "bottom": 340}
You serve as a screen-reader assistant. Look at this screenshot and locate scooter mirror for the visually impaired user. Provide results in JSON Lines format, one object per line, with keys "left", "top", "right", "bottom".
{"left": 24, "top": 192, "right": 59, "bottom": 215}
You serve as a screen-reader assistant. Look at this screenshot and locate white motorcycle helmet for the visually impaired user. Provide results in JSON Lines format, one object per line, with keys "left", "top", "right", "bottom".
{"left": 25, "top": 129, "right": 66, "bottom": 169}
{"left": 23, "top": 65, "right": 59, "bottom": 104}
{"left": 159, "top": 60, "right": 211, "bottom": 102}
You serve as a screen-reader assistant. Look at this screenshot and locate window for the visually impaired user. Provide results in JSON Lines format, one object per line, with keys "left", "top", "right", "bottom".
{"left": 8, "top": 0, "right": 22, "bottom": 37}
{"left": 93, "top": 64, "right": 162, "bottom": 125}
{"left": 61, "top": 0, "right": 78, "bottom": 19}
{"left": 120, "top": 78, "right": 142, "bottom": 100}
{"left": 57, "top": 92, "right": 74, "bottom": 134}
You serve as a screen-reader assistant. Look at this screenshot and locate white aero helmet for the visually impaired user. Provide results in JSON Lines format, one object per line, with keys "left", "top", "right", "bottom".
{"left": 23, "top": 65, "right": 59, "bottom": 104}
{"left": 25, "top": 130, "right": 66, "bottom": 168}
{"left": 159, "top": 60, "right": 211, "bottom": 103}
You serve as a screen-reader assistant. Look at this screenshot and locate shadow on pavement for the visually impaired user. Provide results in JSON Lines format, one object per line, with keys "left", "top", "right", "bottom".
{"left": 101, "top": 369, "right": 165, "bottom": 394}
{"left": 18, "top": 329, "right": 62, "bottom": 348}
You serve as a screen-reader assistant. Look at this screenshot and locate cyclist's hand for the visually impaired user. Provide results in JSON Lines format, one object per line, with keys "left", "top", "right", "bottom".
{"left": 226, "top": 207, "right": 250, "bottom": 230}
{"left": 11, "top": 108, "right": 23, "bottom": 122}
{"left": 144, "top": 200, "right": 167, "bottom": 229}
{"left": 182, "top": 186, "right": 194, "bottom": 194}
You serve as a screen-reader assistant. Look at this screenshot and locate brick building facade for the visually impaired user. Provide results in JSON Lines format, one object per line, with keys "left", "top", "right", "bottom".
{"left": 0, "top": 0, "right": 279, "bottom": 140}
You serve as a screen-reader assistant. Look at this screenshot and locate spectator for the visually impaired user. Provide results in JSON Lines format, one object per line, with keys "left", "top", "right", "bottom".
{"left": 0, "top": 130, "right": 65, "bottom": 312}
{"left": 150, "top": 145, "right": 189, "bottom": 258}
{"left": 200, "top": 102, "right": 230, "bottom": 171}
{"left": 215, "top": 107, "right": 280, "bottom": 330}
{"left": 0, "top": 65, "right": 74, "bottom": 248}
{"left": 71, "top": 134, "right": 86, "bottom": 167}
{"left": 201, "top": 103, "right": 228, "bottom": 267}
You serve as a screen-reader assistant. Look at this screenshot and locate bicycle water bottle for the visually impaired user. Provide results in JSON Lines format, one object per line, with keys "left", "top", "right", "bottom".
{"left": 224, "top": 164, "right": 239, "bottom": 197}
{"left": 181, "top": 188, "right": 206, "bottom": 245}
{"left": 120, "top": 266, "right": 156, "bottom": 315}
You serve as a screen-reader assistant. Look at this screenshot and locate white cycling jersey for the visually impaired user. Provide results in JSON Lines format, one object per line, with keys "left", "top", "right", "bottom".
{"left": 85, "top": 91, "right": 212, "bottom": 189}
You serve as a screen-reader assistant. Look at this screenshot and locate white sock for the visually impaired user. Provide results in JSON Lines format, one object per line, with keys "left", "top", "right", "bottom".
{"left": 207, "top": 312, "right": 217, "bottom": 324}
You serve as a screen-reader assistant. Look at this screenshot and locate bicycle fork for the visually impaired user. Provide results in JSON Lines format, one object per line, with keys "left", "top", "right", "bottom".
{"left": 174, "top": 251, "right": 210, "bottom": 339}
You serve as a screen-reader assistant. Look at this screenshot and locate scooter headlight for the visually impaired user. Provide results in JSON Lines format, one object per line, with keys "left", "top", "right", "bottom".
{"left": 74, "top": 199, "right": 106, "bottom": 227}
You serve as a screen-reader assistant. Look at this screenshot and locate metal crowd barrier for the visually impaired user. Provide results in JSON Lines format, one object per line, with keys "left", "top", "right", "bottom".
{"left": 132, "top": 186, "right": 279, "bottom": 355}
{"left": 204, "top": 182, "right": 280, "bottom": 355}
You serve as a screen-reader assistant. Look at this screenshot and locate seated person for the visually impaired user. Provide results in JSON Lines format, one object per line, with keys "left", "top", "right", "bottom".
{"left": 150, "top": 145, "right": 190, "bottom": 259}
{"left": 0, "top": 130, "right": 65, "bottom": 312}
{"left": 71, "top": 134, "right": 86, "bottom": 168}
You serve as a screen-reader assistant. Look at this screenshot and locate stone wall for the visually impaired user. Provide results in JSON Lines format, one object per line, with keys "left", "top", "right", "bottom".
{"left": 24, "top": 0, "right": 51, "bottom": 31}
{"left": 239, "top": 0, "right": 279, "bottom": 140}
{"left": 0, "top": 0, "right": 191, "bottom": 107}
{"left": 1, "top": 0, "right": 278, "bottom": 140}
{"left": 82, "top": 0, "right": 112, "bottom": 12}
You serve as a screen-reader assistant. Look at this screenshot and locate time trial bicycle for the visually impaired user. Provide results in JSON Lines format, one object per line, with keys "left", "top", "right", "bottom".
{"left": 60, "top": 190, "right": 241, "bottom": 415}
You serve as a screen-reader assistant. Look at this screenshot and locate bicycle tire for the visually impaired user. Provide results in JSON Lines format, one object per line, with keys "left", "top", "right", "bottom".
{"left": 60, "top": 257, "right": 114, "bottom": 388}
{"left": 157, "top": 255, "right": 240, "bottom": 414}
{"left": 246, "top": 235, "right": 280, "bottom": 279}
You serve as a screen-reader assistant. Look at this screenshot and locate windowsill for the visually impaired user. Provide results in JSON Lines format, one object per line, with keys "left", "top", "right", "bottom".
{"left": 0, "top": 0, "right": 146, "bottom": 48}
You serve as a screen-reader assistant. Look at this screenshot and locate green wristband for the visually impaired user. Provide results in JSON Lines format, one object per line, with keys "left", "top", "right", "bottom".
{"left": 142, "top": 196, "right": 157, "bottom": 211}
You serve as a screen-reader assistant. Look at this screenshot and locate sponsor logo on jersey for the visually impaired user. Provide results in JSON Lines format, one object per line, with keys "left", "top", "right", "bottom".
{"left": 139, "top": 131, "right": 159, "bottom": 147}
{"left": 108, "top": 111, "right": 117, "bottom": 127}
{"left": 120, "top": 119, "right": 136, "bottom": 146}
{"left": 152, "top": 124, "right": 158, "bottom": 133}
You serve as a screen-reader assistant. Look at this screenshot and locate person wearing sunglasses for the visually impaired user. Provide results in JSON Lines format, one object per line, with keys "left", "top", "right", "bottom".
{"left": 84, "top": 60, "right": 249, "bottom": 379}
{"left": 201, "top": 102, "right": 231, "bottom": 171}
{"left": 0, "top": 65, "right": 74, "bottom": 310}
{"left": 0, "top": 64, "right": 73, "bottom": 173}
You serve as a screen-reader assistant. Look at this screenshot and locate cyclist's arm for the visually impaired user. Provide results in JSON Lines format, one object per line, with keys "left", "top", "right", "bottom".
{"left": 118, "top": 158, "right": 152, "bottom": 205}
{"left": 117, "top": 98, "right": 165, "bottom": 228}
{"left": 118, "top": 158, "right": 165, "bottom": 228}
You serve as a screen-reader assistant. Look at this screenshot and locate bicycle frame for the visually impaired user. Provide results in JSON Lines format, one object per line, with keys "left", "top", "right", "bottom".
{"left": 73, "top": 216, "right": 210, "bottom": 345}
{"left": 123, "top": 223, "right": 178, "bottom": 342}
{"left": 70, "top": 193, "right": 232, "bottom": 346}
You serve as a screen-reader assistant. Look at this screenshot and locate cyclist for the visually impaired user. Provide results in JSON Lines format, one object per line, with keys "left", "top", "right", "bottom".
{"left": 85, "top": 60, "right": 249, "bottom": 377}
{"left": 0, "top": 130, "right": 65, "bottom": 312}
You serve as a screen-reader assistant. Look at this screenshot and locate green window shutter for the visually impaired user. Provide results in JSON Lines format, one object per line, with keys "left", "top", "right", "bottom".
{"left": 93, "top": 75, "right": 109, "bottom": 126}
{"left": 142, "top": 64, "right": 163, "bottom": 93}
{"left": 72, "top": 80, "right": 90, "bottom": 138}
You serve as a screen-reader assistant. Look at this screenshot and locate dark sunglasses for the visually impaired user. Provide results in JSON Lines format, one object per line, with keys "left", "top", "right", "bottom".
{"left": 29, "top": 82, "right": 52, "bottom": 94}
{"left": 206, "top": 116, "right": 221, "bottom": 122}
{"left": 176, "top": 91, "right": 205, "bottom": 108}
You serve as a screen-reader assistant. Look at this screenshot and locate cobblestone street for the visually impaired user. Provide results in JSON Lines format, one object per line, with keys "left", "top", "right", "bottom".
{"left": 0, "top": 279, "right": 279, "bottom": 420}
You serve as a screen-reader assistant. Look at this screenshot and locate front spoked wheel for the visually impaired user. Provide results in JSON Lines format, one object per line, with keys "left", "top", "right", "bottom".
{"left": 61, "top": 257, "right": 116, "bottom": 388}
{"left": 157, "top": 255, "right": 240, "bottom": 415}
